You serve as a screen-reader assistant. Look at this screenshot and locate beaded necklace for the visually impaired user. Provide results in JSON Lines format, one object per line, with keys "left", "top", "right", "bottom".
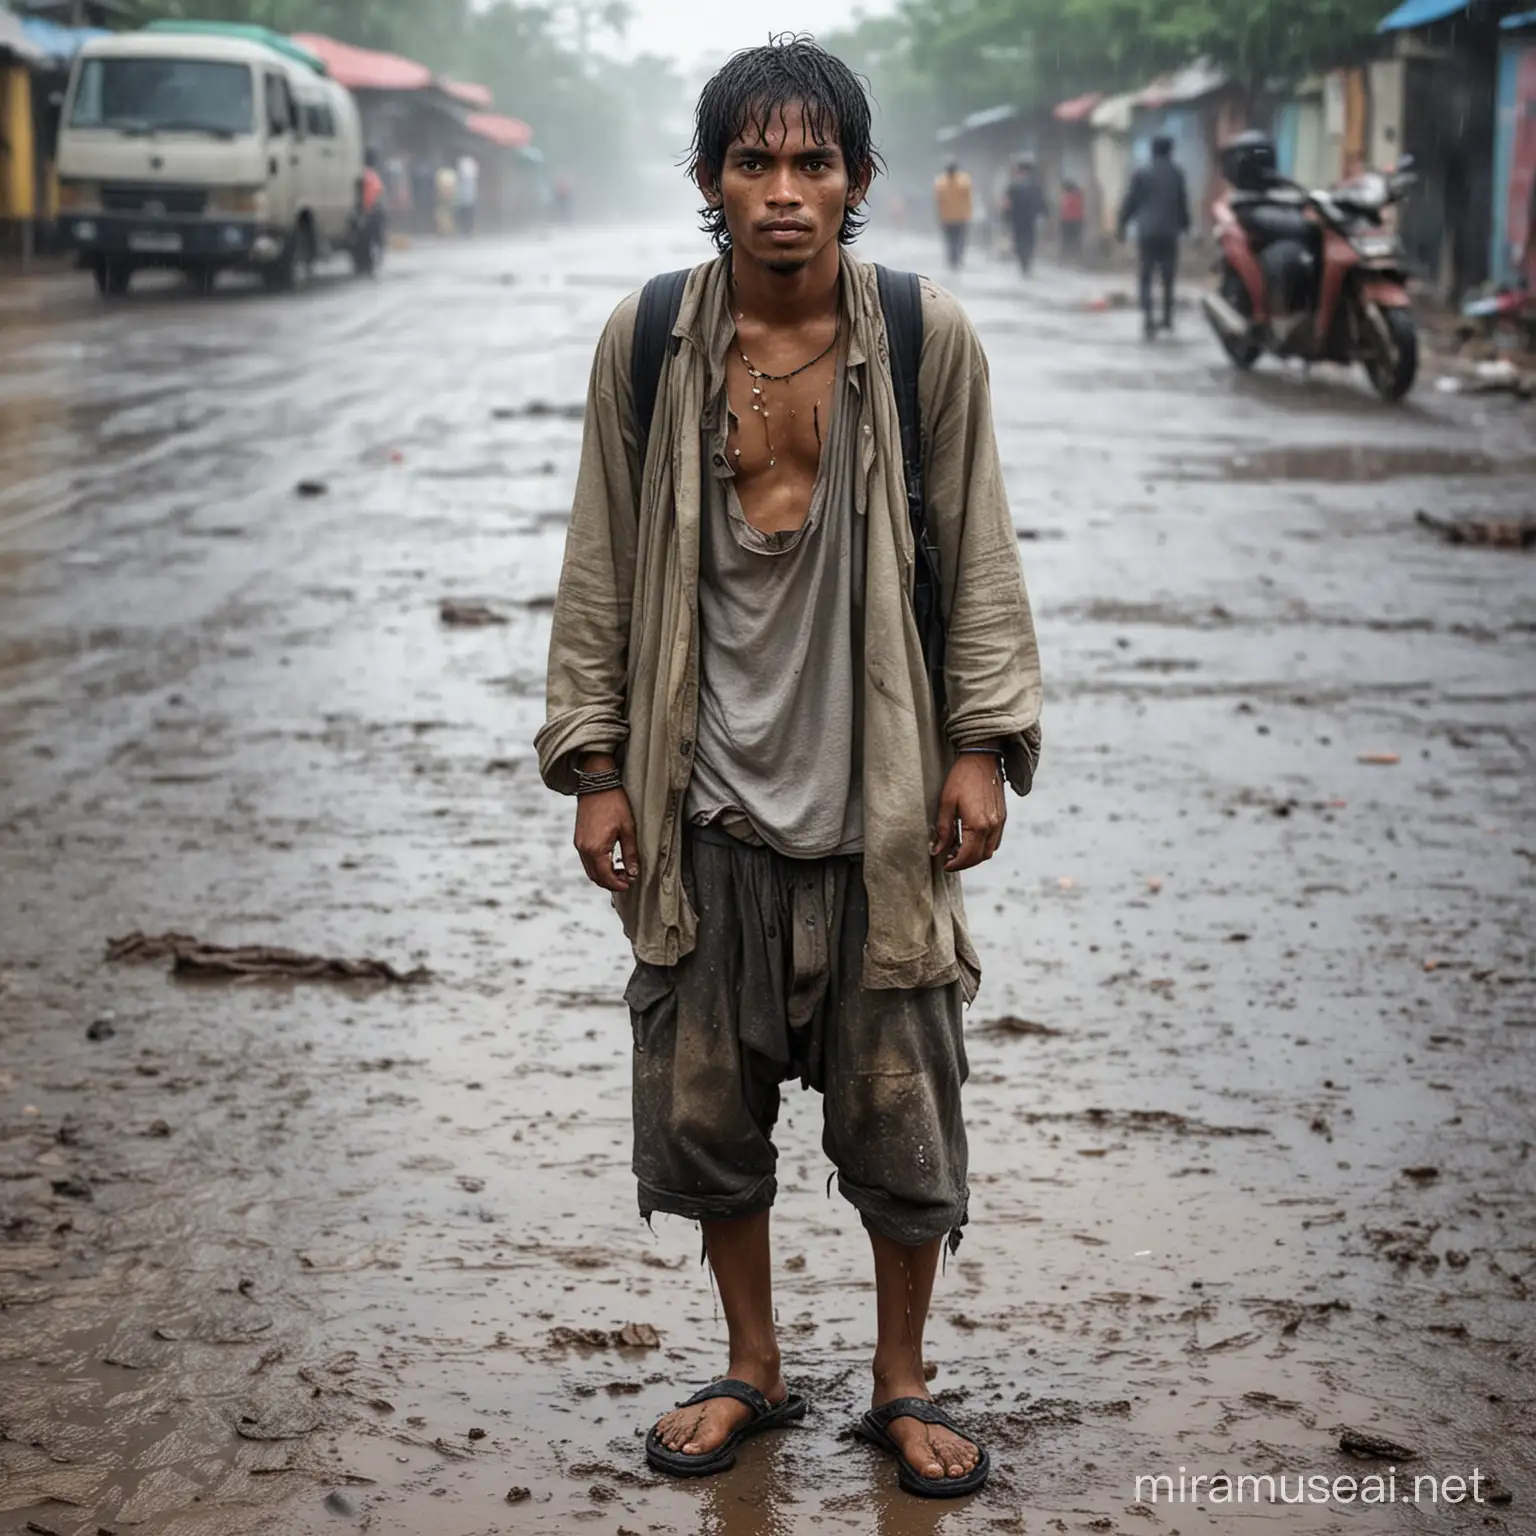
{"left": 733, "top": 313, "right": 841, "bottom": 469}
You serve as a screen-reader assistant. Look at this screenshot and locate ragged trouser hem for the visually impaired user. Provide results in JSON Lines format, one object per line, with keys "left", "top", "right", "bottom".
{"left": 840, "top": 1173, "right": 970, "bottom": 1250}
{"left": 637, "top": 1168, "right": 968, "bottom": 1253}
{"left": 637, "top": 1173, "right": 777, "bottom": 1227}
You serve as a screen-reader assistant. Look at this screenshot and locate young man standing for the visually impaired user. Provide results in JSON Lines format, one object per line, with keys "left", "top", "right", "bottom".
{"left": 537, "top": 38, "right": 1041, "bottom": 1498}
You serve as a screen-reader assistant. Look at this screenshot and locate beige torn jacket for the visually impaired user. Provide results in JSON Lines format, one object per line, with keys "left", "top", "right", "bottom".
{"left": 535, "top": 252, "right": 1042, "bottom": 999}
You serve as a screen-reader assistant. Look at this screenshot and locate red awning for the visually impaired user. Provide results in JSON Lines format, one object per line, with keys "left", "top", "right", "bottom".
{"left": 444, "top": 80, "right": 493, "bottom": 109}
{"left": 1053, "top": 92, "right": 1103, "bottom": 123}
{"left": 466, "top": 111, "right": 533, "bottom": 149}
{"left": 290, "top": 33, "right": 433, "bottom": 92}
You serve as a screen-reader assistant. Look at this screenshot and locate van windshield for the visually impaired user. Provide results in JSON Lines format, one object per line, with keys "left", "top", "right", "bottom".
{"left": 69, "top": 58, "right": 255, "bottom": 137}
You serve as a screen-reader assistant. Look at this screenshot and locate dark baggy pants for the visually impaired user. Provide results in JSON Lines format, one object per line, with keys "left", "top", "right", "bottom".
{"left": 626, "top": 826, "right": 970, "bottom": 1248}
{"left": 1012, "top": 221, "right": 1037, "bottom": 274}
{"left": 1139, "top": 235, "right": 1179, "bottom": 331}
{"left": 941, "top": 221, "right": 968, "bottom": 271}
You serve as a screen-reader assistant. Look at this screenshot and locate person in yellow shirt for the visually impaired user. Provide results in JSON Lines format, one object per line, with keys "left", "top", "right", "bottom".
{"left": 933, "top": 159, "right": 973, "bottom": 270}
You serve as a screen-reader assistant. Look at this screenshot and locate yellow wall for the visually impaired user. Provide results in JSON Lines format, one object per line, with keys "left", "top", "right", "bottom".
{"left": 1, "top": 61, "right": 37, "bottom": 220}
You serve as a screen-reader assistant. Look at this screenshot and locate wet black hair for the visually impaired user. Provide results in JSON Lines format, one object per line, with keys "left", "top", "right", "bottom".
{"left": 1153, "top": 134, "right": 1174, "bottom": 158}
{"left": 688, "top": 33, "right": 882, "bottom": 254}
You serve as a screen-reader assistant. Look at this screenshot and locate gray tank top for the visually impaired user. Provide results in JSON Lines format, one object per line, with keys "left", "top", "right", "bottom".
{"left": 686, "top": 358, "right": 865, "bottom": 857}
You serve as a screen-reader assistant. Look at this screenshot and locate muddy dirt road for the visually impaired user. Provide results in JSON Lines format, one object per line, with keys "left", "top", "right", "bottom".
{"left": 1, "top": 227, "right": 1533, "bottom": 1536}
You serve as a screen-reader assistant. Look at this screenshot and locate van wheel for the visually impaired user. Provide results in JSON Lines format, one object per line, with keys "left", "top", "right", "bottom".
{"left": 262, "top": 237, "right": 296, "bottom": 293}
{"left": 94, "top": 259, "right": 132, "bottom": 298}
{"left": 262, "top": 221, "right": 314, "bottom": 294}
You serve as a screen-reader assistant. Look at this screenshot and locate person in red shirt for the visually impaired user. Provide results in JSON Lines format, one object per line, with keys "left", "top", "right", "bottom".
{"left": 1060, "top": 178, "right": 1085, "bottom": 261}
{"left": 353, "top": 150, "right": 387, "bottom": 274}
{"left": 361, "top": 158, "right": 385, "bottom": 215}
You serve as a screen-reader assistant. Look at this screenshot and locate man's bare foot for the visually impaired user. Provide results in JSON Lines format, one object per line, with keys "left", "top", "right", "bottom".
{"left": 872, "top": 1367, "right": 980, "bottom": 1482}
{"left": 652, "top": 1357, "right": 787, "bottom": 1458}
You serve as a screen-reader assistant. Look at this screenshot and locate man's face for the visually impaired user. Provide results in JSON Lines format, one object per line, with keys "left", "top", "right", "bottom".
{"left": 701, "top": 101, "right": 864, "bottom": 274}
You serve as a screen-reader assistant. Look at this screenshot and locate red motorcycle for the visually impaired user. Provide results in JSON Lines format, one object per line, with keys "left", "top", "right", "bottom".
{"left": 1203, "top": 132, "right": 1420, "bottom": 401}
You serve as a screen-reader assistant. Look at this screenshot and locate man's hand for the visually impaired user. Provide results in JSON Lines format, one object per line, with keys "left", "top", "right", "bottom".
{"left": 573, "top": 754, "right": 639, "bottom": 893}
{"left": 931, "top": 752, "right": 1007, "bottom": 873}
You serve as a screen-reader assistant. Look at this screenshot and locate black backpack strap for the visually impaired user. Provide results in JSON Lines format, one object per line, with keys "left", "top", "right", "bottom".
{"left": 874, "top": 263, "right": 945, "bottom": 712}
{"left": 631, "top": 267, "right": 691, "bottom": 470}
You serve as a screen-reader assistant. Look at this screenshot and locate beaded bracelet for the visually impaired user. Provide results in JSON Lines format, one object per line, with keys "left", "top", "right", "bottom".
{"left": 575, "top": 767, "right": 624, "bottom": 796}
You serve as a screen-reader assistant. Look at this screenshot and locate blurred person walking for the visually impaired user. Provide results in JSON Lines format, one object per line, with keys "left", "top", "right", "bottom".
{"left": 434, "top": 160, "right": 459, "bottom": 237}
{"left": 410, "top": 157, "right": 435, "bottom": 233}
{"left": 1059, "top": 178, "right": 1085, "bottom": 261}
{"left": 385, "top": 153, "right": 411, "bottom": 220}
{"left": 1117, "top": 134, "right": 1190, "bottom": 339}
{"left": 537, "top": 34, "right": 1041, "bottom": 1502}
{"left": 456, "top": 151, "right": 480, "bottom": 235}
{"left": 933, "top": 158, "right": 973, "bottom": 270}
{"left": 351, "top": 150, "right": 387, "bottom": 274}
{"left": 1002, "top": 155, "right": 1046, "bottom": 275}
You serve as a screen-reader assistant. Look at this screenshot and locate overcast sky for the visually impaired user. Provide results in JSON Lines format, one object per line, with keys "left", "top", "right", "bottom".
{"left": 617, "top": 0, "right": 894, "bottom": 70}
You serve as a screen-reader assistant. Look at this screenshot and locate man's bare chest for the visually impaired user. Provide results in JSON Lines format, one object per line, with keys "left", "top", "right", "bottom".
{"left": 723, "top": 314, "right": 844, "bottom": 537}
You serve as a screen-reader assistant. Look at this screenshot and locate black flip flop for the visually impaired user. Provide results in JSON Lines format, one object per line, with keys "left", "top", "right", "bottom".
{"left": 855, "top": 1396, "right": 991, "bottom": 1498}
{"left": 645, "top": 1378, "right": 808, "bottom": 1478}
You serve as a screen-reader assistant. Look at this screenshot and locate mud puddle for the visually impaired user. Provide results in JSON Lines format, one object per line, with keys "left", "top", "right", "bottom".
{"left": 1213, "top": 444, "right": 1536, "bottom": 483}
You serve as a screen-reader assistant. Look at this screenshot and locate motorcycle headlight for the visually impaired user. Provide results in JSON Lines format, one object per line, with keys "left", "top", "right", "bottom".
{"left": 58, "top": 180, "right": 100, "bottom": 211}
{"left": 209, "top": 187, "right": 266, "bottom": 217}
{"left": 1344, "top": 172, "right": 1390, "bottom": 211}
{"left": 1354, "top": 235, "right": 1400, "bottom": 259}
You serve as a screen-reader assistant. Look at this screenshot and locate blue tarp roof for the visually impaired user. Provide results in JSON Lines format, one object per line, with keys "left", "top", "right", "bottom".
{"left": 19, "top": 15, "right": 108, "bottom": 63}
{"left": 936, "top": 104, "right": 1018, "bottom": 145}
{"left": 1378, "top": 0, "right": 1466, "bottom": 28}
{"left": 1380, "top": 0, "right": 1536, "bottom": 30}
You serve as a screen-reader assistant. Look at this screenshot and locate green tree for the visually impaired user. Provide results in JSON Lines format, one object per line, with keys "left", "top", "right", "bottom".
{"left": 1134, "top": 0, "right": 1388, "bottom": 105}
{"left": 832, "top": 0, "right": 1389, "bottom": 141}
{"left": 136, "top": 0, "right": 469, "bottom": 54}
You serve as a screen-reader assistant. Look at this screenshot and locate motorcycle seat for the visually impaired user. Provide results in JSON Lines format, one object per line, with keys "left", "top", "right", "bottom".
{"left": 1235, "top": 202, "right": 1312, "bottom": 247}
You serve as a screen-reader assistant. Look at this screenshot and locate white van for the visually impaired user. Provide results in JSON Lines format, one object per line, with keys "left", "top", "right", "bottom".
{"left": 56, "top": 30, "right": 368, "bottom": 296}
{"left": 291, "top": 72, "right": 368, "bottom": 258}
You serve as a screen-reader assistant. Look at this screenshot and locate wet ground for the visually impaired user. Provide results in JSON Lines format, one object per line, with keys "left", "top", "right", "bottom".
{"left": 1, "top": 225, "right": 1533, "bottom": 1536}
